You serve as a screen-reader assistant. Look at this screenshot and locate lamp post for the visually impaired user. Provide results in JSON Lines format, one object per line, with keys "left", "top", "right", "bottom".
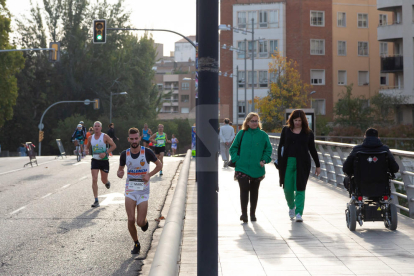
{"left": 310, "top": 90, "right": 316, "bottom": 108}
{"left": 110, "top": 92, "right": 127, "bottom": 123}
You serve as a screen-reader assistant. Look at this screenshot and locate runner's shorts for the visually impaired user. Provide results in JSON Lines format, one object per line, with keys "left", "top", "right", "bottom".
{"left": 172, "top": 144, "right": 177, "bottom": 150}
{"left": 125, "top": 192, "right": 149, "bottom": 205}
{"left": 142, "top": 139, "right": 150, "bottom": 144}
{"left": 91, "top": 159, "right": 109, "bottom": 173}
{"left": 154, "top": 146, "right": 166, "bottom": 155}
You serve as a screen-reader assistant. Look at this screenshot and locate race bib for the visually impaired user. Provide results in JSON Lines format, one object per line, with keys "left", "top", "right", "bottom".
{"left": 157, "top": 140, "right": 164, "bottom": 145}
{"left": 128, "top": 179, "right": 145, "bottom": 191}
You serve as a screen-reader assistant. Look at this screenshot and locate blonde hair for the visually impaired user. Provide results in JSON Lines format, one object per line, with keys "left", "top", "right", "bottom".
{"left": 242, "top": 112, "right": 262, "bottom": 130}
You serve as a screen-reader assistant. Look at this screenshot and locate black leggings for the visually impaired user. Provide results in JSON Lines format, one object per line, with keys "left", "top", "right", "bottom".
{"left": 238, "top": 177, "right": 262, "bottom": 216}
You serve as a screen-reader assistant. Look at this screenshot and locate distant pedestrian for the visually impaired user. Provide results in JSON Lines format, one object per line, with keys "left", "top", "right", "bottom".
{"left": 84, "top": 127, "right": 93, "bottom": 156}
{"left": 219, "top": 118, "right": 235, "bottom": 167}
{"left": 107, "top": 123, "right": 119, "bottom": 156}
{"left": 18, "top": 143, "right": 27, "bottom": 156}
{"left": 229, "top": 113, "right": 272, "bottom": 222}
{"left": 277, "top": 109, "right": 321, "bottom": 222}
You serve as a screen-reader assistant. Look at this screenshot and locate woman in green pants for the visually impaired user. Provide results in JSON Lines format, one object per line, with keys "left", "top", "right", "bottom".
{"left": 277, "top": 110, "right": 321, "bottom": 222}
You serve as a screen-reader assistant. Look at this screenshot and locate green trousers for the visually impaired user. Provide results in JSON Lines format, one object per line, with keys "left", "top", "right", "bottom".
{"left": 284, "top": 157, "right": 306, "bottom": 216}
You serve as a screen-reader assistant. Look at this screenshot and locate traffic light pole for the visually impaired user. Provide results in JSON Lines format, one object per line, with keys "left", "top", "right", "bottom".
{"left": 0, "top": 48, "right": 55, "bottom": 53}
{"left": 38, "top": 100, "right": 91, "bottom": 156}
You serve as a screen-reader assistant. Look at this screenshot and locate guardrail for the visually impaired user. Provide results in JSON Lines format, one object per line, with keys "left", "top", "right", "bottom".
{"left": 315, "top": 136, "right": 414, "bottom": 151}
{"left": 269, "top": 135, "right": 414, "bottom": 218}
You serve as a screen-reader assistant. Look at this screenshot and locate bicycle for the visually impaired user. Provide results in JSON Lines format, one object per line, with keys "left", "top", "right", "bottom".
{"left": 72, "top": 138, "right": 83, "bottom": 162}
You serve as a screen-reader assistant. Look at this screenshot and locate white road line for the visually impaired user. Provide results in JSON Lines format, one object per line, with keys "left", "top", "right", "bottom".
{"left": 0, "top": 160, "right": 56, "bottom": 176}
{"left": 10, "top": 206, "right": 26, "bottom": 215}
{"left": 42, "top": 193, "right": 52, "bottom": 199}
{"left": 72, "top": 161, "right": 88, "bottom": 166}
{"left": 61, "top": 184, "right": 71, "bottom": 189}
{"left": 79, "top": 176, "right": 88, "bottom": 181}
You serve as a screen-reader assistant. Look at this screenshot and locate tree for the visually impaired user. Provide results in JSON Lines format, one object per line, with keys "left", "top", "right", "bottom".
{"left": 369, "top": 93, "right": 407, "bottom": 125}
{"left": 0, "top": 0, "right": 25, "bottom": 128}
{"left": 256, "top": 52, "right": 310, "bottom": 132}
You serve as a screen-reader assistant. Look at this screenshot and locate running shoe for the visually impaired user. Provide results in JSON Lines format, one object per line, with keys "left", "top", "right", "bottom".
{"left": 141, "top": 220, "right": 149, "bottom": 232}
{"left": 289, "top": 208, "right": 295, "bottom": 219}
{"left": 295, "top": 213, "right": 303, "bottom": 222}
{"left": 131, "top": 242, "right": 141, "bottom": 254}
{"left": 91, "top": 201, "right": 100, "bottom": 208}
{"left": 159, "top": 170, "right": 163, "bottom": 176}
{"left": 105, "top": 181, "right": 111, "bottom": 189}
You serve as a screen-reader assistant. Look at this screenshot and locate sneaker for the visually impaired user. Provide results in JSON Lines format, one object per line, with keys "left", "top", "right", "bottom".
{"left": 159, "top": 170, "right": 163, "bottom": 176}
{"left": 91, "top": 201, "right": 100, "bottom": 208}
{"left": 295, "top": 213, "right": 303, "bottom": 222}
{"left": 240, "top": 214, "right": 248, "bottom": 223}
{"left": 289, "top": 208, "right": 295, "bottom": 219}
{"left": 131, "top": 242, "right": 140, "bottom": 254}
{"left": 223, "top": 161, "right": 228, "bottom": 168}
{"left": 105, "top": 181, "right": 110, "bottom": 189}
{"left": 141, "top": 220, "right": 149, "bottom": 232}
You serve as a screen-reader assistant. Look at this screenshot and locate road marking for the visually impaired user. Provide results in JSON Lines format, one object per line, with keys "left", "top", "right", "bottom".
{"left": 79, "top": 176, "right": 88, "bottom": 181}
{"left": 73, "top": 161, "right": 88, "bottom": 166}
{"left": 10, "top": 206, "right": 26, "bottom": 215}
{"left": 99, "top": 193, "right": 125, "bottom": 206}
{"left": 0, "top": 160, "right": 56, "bottom": 176}
{"left": 42, "top": 193, "right": 52, "bottom": 199}
{"left": 61, "top": 184, "right": 71, "bottom": 189}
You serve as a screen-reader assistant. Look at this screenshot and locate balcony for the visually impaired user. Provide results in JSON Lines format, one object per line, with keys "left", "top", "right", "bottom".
{"left": 381, "top": 55, "right": 403, "bottom": 73}
{"left": 377, "top": 0, "right": 402, "bottom": 11}
{"left": 164, "top": 86, "right": 179, "bottom": 91}
{"left": 377, "top": 22, "right": 403, "bottom": 41}
{"left": 379, "top": 86, "right": 405, "bottom": 97}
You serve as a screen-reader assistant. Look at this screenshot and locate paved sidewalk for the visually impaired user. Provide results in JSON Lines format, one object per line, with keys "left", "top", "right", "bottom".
{"left": 179, "top": 160, "right": 414, "bottom": 276}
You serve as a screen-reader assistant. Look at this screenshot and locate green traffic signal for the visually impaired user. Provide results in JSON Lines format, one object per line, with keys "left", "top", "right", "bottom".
{"left": 93, "top": 19, "right": 106, "bottom": 44}
{"left": 97, "top": 35, "right": 102, "bottom": 40}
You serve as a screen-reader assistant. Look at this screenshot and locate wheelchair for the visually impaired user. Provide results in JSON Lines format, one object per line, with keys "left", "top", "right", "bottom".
{"left": 345, "top": 151, "right": 398, "bottom": 231}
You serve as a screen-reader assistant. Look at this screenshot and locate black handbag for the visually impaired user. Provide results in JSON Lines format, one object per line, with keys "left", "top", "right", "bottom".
{"left": 227, "top": 130, "right": 245, "bottom": 168}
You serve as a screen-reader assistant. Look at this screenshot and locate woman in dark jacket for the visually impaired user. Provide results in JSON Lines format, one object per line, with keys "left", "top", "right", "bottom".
{"left": 277, "top": 109, "right": 321, "bottom": 222}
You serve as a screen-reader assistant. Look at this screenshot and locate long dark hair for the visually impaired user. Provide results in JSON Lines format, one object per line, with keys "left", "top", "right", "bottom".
{"left": 287, "top": 109, "right": 311, "bottom": 134}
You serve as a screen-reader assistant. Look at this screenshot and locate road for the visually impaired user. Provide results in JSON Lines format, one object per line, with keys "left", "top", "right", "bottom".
{"left": 0, "top": 155, "right": 183, "bottom": 275}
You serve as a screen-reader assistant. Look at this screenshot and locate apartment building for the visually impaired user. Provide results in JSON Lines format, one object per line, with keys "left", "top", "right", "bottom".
{"left": 175, "top": 36, "right": 196, "bottom": 62}
{"left": 377, "top": 0, "right": 414, "bottom": 124}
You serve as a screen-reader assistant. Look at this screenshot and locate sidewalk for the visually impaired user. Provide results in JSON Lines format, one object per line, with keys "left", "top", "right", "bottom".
{"left": 179, "top": 160, "right": 414, "bottom": 276}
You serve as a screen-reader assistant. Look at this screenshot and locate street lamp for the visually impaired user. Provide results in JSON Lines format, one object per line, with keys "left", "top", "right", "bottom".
{"left": 110, "top": 92, "right": 128, "bottom": 123}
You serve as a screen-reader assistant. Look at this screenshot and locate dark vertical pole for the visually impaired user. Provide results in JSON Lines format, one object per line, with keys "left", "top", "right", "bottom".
{"left": 195, "top": 0, "right": 199, "bottom": 181}
{"left": 251, "top": 18, "right": 255, "bottom": 112}
{"left": 198, "top": 0, "right": 218, "bottom": 275}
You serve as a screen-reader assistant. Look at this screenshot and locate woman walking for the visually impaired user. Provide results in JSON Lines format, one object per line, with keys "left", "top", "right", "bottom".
{"left": 277, "top": 109, "right": 321, "bottom": 222}
{"left": 229, "top": 113, "right": 272, "bottom": 223}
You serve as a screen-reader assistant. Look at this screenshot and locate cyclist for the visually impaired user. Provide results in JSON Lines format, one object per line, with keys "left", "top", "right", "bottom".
{"left": 71, "top": 124, "right": 85, "bottom": 157}
{"left": 149, "top": 124, "right": 171, "bottom": 176}
{"left": 141, "top": 123, "right": 152, "bottom": 148}
{"left": 117, "top": 127, "right": 162, "bottom": 254}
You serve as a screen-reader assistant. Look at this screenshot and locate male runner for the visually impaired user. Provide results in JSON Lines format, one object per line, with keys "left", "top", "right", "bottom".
{"left": 117, "top": 128, "right": 162, "bottom": 254}
{"left": 85, "top": 121, "right": 116, "bottom": 207}
{"left": 149, "top": 124, "right": 171, "bottom": 176}
{"left": 141, "top": 123, "right": 152, "bottom": 147}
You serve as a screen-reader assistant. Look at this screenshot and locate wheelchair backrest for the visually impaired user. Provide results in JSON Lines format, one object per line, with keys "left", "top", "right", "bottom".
{"left": 353, "top": 151, "right": 389, "bottom": 197}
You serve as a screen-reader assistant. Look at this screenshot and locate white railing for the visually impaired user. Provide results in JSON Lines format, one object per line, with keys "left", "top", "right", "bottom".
{"left": 269, "top": 135, "right": 414, "bottom": 218}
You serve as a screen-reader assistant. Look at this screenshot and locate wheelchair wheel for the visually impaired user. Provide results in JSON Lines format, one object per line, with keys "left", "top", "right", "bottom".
{"left": 346, "top": 204, "right": 357, "bottom": 231}
{"left": 385, "top": 203, "right": 398, "bottom": 230}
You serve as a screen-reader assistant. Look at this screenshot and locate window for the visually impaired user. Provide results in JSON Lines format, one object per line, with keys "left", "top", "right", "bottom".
{"left": 238, "top": 71, "right": 245, "bottom": 88}
{"left": 248, "top": 11, "right": 257, "bottom": 27}
{"left": 358, "top": 42, "right": 369, "bottom": 56}
{"left": 172, "top": 106, "right": 178, "bottom": 113}
{"left": 269, "top": 10, "right": 279, "bottom": 28}
{"left": 181, "top": 107, "right": 189, "bottom": 114}
{"left": 379, "top": 14, "right": 388, "bottom": 26}
{"left": 338, "top": 41, "right": 347, "bottom": 56}
{"left": 358, "top": 13, "right": 368, "bottom": 28}
{"left": 259, "top": 71, "right": 268, "bottom": 87}
{"left": 269, "top": 40, "right": 278, "bottom": 55}
{"left": 181, "top": 82, "right": 190, "bottom": 90}
{"left": 380, "top": 73, "right": 388, "bottom": 85}
{"left": 237, "top": 41, "right": 246, "bottom": 58}
{"left": 380, "top": 42, "right": 388, "bottom": 56}
{"left": 310, "top": 11, "right": 325, "bottom": 26}
{"left": 312, "top": 99, "right": 326, "bottom": 115}
{"left": 269, "top": 72, "right": 278, "bottom": 83}
{"left": 248, "top": 41, "right": 257, "bottom": 58}
{"left": 338, "top": 12, "right": 346, "bottom": 27}
{"left": 157, "top": 83, "right": 163, "bottom": 91}
{"left": 248, "top": 71, "right": 257, "bottom": 87}
{"left": 259, "top": 11, "right": 268, "bottom": 27}
{"left": 358, "top": 71, "right": 369, "bottom": 85}
{"left": 310, "top": 39, "right": 325, "bottom": 55}
{"left": 338, "top": 70, "right": 347, "bottom": 85}
{"left": 310, "top": 70, "right": 325, "bottom": 85}
{"left": 238, "top": 12, "right": 246, "bottom": 28}
{"left": 172, "top": 95, "right": 179, "bottom": 102}
{"left": 181, "top": 95, "right": 189, "bottom": 102}
{"left": 238, "top": 101, "right": 246, "bottom": 118}
{"left": 259, "top": 41, "right": 268, "bottom": 57}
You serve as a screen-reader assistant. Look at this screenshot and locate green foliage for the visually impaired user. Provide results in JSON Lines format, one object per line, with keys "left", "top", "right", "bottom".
{"left": 0, "top": 0, "right": 25, "bottom": 128}
{"left": 315, "top": 115, "right": 332, "bottom": 136}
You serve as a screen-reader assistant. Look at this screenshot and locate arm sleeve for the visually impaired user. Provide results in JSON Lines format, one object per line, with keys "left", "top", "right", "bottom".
{"left": 219, "top": 128, "right": 225, "bottom": 142}
{"left": 230, "top": 127, "right": 235, "bottom": 142}
{"left": 229, "top": 131, "right": 242, "bottom": 162}
{"left": 387, "top": 150, "right": 399, "bottom": 173}
{"left": 308, "top": 132, "right": 320, "bottom": 167}
{"left": 342, "top": 150, "right": 355, "bottom": 176}
{"left": 277, "top": 127, "right": 286, "bottom": 160}
{"left": 71, "top": 129, "right": 76, "bottom": 139}
{"left": 146, "top": 148, "right": 158, "bottom": 163}
{"left": 261, "top": 134, "right": 273, "bottom": 164}
{"left": 119, "top": 151, "right": 127, "bottom": 166}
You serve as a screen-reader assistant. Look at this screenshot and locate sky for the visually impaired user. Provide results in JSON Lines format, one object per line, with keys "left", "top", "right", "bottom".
{"left": 6, "top": 0, "right": 196, "bottom": 56}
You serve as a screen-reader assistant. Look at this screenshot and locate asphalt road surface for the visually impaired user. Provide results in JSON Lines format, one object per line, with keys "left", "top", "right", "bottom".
{"left": 0, "top": 155, "right": 183, "bottom": 275}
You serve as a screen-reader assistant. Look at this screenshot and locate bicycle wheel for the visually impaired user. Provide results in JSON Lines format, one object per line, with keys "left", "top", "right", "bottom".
{"left": 77, "top": 146, "right": 81, "bottom": 162}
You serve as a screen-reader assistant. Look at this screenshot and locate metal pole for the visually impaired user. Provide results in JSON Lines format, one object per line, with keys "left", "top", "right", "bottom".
{"left": 251, "top": 18, "right": 255, "bottom": 112}
{"left": 0, "top": 48, "right": 54, "bottom": 53}
{"left": 110, "top": 92, "right": 112, "bottom": 124}
{"left": 198, "top": 0, "right": 218, "bottom": 274}
{"left": 236, "top": 66, "right": 239, "bottom": 132}
{"left": 244, "top": 39, "right": 247, "bottom": 119}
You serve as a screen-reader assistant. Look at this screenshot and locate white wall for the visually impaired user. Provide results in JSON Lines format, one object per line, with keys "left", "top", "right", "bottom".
{"left": 175, "top": 42, "right": 196, "bottom": 62}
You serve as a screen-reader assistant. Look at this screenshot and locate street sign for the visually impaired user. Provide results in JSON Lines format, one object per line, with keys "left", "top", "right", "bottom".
{"left": 38, "top": 123, "right": 44, "bottom": 130}
{"left": 84, "top": 99, "right": 91, "bottom": 105}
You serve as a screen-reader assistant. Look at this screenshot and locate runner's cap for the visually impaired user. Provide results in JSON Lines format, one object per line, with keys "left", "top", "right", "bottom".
{"left": 77, "top": 124, "right": 82, "bottom": 128}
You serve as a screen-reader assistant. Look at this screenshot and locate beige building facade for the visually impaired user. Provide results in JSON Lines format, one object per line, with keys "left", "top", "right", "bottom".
{"left": 332, "top": 0, "right": 394, "bottom": 108}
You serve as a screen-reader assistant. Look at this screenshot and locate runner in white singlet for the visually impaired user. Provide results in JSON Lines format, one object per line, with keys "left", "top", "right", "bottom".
{"left": 171, "top": 134, "right": 179, "bottom": 156}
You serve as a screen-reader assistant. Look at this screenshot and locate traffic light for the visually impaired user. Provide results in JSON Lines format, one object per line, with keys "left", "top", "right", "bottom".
{"left": 94, "top": 99, "right": 100, "bottom": 109}
{"left": 93, "top": 19, "right": 107, "bottom": 44}
{"left": 39, "top": 131, "right": 44, "bottom": 142}
{"left": 49, "top": 42, "right": 60, "bottom": 62}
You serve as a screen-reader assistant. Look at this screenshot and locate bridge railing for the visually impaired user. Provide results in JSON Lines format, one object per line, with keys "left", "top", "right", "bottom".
{"left": 269, "top": 135, "right": 414, "bottom": 218}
